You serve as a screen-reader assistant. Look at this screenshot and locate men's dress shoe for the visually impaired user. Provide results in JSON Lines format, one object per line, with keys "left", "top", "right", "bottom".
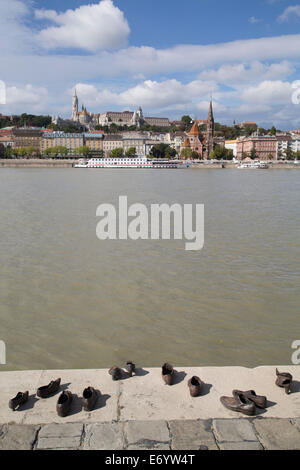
{"left": 220, "top": 393, "right": 256, "bottom": 416}
{"left": 232, "top": 389, "right": 267, "bottom": 409}
{"left": 125, "top": 361, "right": 136, "bottom": 377}
{"left": 162, "top": 363, "right": 174, "bottom": 385}
{"left": 109, "top": 366, "right": 123, "bottom": 381}
{"left": 276, "top": 368, "right": 293, "bottom": 394}
{"left": 56, "top": 391, "right": 73, "bottom": 417}
{"left": 82, "top": 387, "right": 98, "bottom": 411}
{"left": 9, "top": 391, "right": 29, "bottom": 411}
{"left": 188, "top": 376, "right": 203, "bottom": 397}
{"left": 37, "top": 378, "right": 61, "bottom": 398}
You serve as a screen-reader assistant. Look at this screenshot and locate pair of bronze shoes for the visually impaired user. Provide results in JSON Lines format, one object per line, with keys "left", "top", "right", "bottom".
{"left": 9, "top": 378, "right": 62, "bottom": 411}
{"left": 162, "top": 366, "right": 204, "bottom": 397}
{"left": 220, "top": 390, "right": 267, "bottom": 416}
{"left": 56, "top": 387, "right": 98, "bottom": 417}
{"left": 109, "top": 361, "right": 136, "bottom": 381}
{"left": 276, "top": 368, "right": 293, "bottom": 394}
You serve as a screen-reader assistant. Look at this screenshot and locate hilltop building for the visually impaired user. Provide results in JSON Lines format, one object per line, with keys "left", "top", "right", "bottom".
{"left": 70, "top": 89, "right": 169, "bottom": 130}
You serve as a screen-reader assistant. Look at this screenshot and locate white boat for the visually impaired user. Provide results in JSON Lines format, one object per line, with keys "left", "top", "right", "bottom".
{"left": 237, "top": 161, "right": 269, "bottom": 169}
{"left": 74, "top": 157, "right": 189, "bottom": 169}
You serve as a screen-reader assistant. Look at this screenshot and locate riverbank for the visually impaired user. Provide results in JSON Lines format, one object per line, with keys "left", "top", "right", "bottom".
{"left": 0, "top": 366, "right": 299, "bottom": 449}
{"left": 0, "top": 159, "right": 75, "bottom": 168}
{"left": 0, "top": 159, "right": 299, "bottom": 169}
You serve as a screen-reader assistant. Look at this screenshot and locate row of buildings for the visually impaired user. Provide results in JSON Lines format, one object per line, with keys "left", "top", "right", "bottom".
{"left": 0, "top": 126, "right": 186, "bottom": 157}
{"left": 225, "top": 134, "right": 300, "bottom": 160}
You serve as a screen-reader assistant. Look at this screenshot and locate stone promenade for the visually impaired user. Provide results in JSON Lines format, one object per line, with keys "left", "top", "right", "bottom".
{"left": 0, "top": 418, "right": 300, "bottom": 450}
{"left": 0, "top": 366, "right": 299, "bottom": 450}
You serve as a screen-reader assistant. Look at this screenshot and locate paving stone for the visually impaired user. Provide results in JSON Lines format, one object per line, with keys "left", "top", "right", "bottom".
{"left": 213, "top": 419, "right": 258, "bottom": 443}
{"left": 219, "top": 441, "right": 263, "bottom": 450}
{"left": 0, "top": 424, "right": 39, "bottom": 450}
{"left": 254, "top": 419, "right": 300, "bottom": 450}
{"left": 169, "top": 420, "right": 218, "bottom": 450}
{"left": 125, "top": 420, "right": 170, "bottom": 450}
{"left": 39, "top": 423, "right": 83, "bottom": 438}
{"left": 83, "top": 423, "right": 124, "bottom": 450}
{"left": 37, "top": 423, "right": 83, "bottom": 450}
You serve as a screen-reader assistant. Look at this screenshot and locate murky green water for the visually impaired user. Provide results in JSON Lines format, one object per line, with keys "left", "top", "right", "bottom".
{"left": 0, "top": 168, "right": 299, "bottom": 370}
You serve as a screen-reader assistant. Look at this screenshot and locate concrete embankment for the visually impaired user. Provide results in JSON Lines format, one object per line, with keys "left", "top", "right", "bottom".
{"left": 0, "top": 366, "right": 299, "bottom": 425}
{"left": 0, "top": 159, "right": 75, "bottom": 168}
{"left": 0, "top": 366, "right": 299, "bottom": 450}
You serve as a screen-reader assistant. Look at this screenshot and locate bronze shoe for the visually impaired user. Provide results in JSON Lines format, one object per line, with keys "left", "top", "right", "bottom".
{"left": 109, "top": 366, "right": 123, "bottom": 381}
{"left": 56, "top": 390, "right": 73, "bottom": 417}
{"left": 125, "top": 361, "right": 136, "bottom": 377}
{"left": 188, "top": 376, "right": 203, "bottom": 397}
{"left": 232, "top": 389, "right": 267, "bottom": 409}
{"left": 9, "top": 391, "right": 29, "bottom": 411}
{"left": 275, "top": 368, "right": 293, "bottom": 394}
{"left": 37, "top": 378, "right": 61, "bottom": 398}
{"left": 162, "top": 363, "right": 174, "bottom": 385}
{"left": 82, "top": 387, "right": 98, "bottom": 411}
{"left": 220, "top": 392, "right": 256, "bottom": 416}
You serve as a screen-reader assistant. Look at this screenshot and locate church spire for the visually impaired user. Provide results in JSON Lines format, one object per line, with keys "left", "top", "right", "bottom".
{"left": 206, "top": 98, "right": 214, "bottom": 158}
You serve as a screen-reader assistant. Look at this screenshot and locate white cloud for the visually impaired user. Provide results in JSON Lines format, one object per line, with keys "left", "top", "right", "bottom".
{"left": 36, "top": 0, "right": 130, "bottom": 52}
{"left": 198, "top": 61, "right": 295, "bottom": 85}
{"left": 241, "top": 80, "right": 293, "bottom": 105}
{"left": 278, "top": 5, "right": 300, "bottom": 23}
{"left": 0, "top": 0, "right": 32, "bottom": 55}
{"left": 4, "top": 84, "right": 49, "bottom": 114}
{"left": 73, "top": 79, "right": 219, "bottom": 110}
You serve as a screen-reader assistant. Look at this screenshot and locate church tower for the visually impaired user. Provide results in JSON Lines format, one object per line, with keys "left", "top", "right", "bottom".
{"left": 72, "top": 88, "right": 78, "bottom": 121}
{"left": 206, "top": 99, "right": 214, "bottom": 158}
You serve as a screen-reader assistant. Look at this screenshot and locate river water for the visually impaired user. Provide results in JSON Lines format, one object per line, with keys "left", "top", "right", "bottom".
{"left": 0, "top": 168, "right": 299, "bottom": 370}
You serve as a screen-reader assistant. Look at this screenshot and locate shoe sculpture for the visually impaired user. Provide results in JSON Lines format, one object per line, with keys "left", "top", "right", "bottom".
{"left": 9, "top": 391, "right": 29, "bottom": 411}
{"left": 188, "top": 376, "right": 203, "bottom": 397}
{"left": 37, "top": 378, "right": 61, "bottom": 398}
{"left": 162, "top": 363, "right": 174, "bottom": 385}
{"left": 109, "top": 366, "right": 123, "bottom": 381}
{"left": 56, "top": 391, "right": 73, "bottom": 417}
{"left": 232, "top": 389, "right": 267, "bottom": 409}
{"left": 220, "top": 392, "right": 256, "bottom": 416}
{"left": 82, "top": 387, "right": 98, "bottom": 411}
{"left": 275, "top": 368, "right": 293, "bottom": 394}
{"left": 125, "top": 361, "right": 136, "bottom": 377}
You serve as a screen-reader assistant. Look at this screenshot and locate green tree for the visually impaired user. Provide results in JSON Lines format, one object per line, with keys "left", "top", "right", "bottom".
{"left": 150, "top": 143, "right": 176, "bottom": 159}
{"left": 111, "top": 147, "right": 124, "bottom": 158}
{"left": 250, "top": 148, "right": 258, "bottom": 160}
{"left": 284, "top": 148, "right": 295, "bottom": 160}
{"left": 125, "top": 147, "right": 136, "bottom": 157}
{"left": 270, "top": 126, "right": 277, "bottom": 136}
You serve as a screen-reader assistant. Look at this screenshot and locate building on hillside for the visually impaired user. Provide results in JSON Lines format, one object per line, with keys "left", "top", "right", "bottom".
{"left": 237, "top": 121, "right": 257, "bottom": 129}
{"left": 71, "top": 89, "right": 169, "bottom": 130}
{"left": 236, "top": 136, "right": 277, "bottom": 160}
{"left": 13, "top": 128, "right": 42, "bottom": 151}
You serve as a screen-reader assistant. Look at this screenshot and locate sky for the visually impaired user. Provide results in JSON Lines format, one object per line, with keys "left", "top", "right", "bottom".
{"left": 1, "top": 0, "right": 300, "bottom": 129}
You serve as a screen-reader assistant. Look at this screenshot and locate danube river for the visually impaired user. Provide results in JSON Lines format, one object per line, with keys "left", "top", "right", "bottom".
{"left": 0, "top": 168, "right": 299, "bottom": 370}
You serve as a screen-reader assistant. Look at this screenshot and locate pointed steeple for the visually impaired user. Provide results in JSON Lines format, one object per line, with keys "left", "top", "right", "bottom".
{"left": 205, "top": 98, "right": 214, "bottom": 158}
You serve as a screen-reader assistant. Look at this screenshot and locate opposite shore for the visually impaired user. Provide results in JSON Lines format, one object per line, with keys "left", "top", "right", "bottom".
{"left": 0, "top": 159, "right": 300, "bottom": 169}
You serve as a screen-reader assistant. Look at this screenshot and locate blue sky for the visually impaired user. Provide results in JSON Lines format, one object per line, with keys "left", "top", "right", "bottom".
{"left": 1, "top": 0, "right": 300, "bottom": 128}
